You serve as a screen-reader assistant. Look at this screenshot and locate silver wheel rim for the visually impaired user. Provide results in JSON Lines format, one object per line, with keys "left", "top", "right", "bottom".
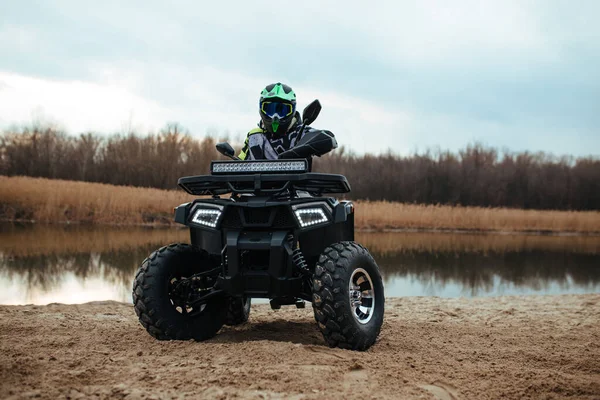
{"left": 349, "top": 268, "right": 375, "bottom": 324}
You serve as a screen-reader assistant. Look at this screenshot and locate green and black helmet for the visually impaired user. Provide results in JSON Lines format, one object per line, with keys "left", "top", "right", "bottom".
{"left": 259, "top": 82, "right": 297, "bottom": 135}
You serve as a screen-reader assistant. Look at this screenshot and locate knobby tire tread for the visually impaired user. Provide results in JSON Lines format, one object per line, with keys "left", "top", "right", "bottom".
{"left": 132, "top": 243, "right": 223, "bottom": 341}
{"left": 312, "top": 241, "right": 384, "bottom": 351}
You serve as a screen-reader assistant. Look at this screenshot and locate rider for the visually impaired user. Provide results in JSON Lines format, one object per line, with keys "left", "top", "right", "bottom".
{"left": 239, "top": 82, "right": 307, "bottom": 161}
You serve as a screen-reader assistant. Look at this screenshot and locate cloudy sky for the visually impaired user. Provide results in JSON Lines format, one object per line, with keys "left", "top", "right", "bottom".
{"left": 0, "top": 0, "right": 598, "bottom": 156}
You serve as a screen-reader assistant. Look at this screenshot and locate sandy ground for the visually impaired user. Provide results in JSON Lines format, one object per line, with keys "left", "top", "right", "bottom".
{"left": 1, "top": 295, "right": 599, "bottom": 400}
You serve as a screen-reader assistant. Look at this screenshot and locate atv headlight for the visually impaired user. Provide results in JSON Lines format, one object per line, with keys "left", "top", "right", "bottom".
{"left": 191, "top": 207, "right": 222, "bottom": 228}
{"left": 211, "top": 159, "right": 308, "bottom": 174}
{"left": 295, "top": 208, "right": 328, "bottom": 227}
{"left": 293, "top": 203, "right": 332, "bottom": 228}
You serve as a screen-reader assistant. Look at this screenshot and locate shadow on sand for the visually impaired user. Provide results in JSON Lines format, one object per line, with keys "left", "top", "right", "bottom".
{"left": 213, "top": 319, "right": 326, "bottom": 347}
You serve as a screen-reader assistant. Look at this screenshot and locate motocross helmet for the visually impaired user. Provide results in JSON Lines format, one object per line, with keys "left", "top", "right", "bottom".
{"left": 259, "top": 82, "right": 297, "bottom": 135}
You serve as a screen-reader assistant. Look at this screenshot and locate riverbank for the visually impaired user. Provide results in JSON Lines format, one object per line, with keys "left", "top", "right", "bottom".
{"left": 2, "top": 176, "right": 600, "bottom": 234}
{"left": 1, "top": 294, "right": 598, "bottom": 399}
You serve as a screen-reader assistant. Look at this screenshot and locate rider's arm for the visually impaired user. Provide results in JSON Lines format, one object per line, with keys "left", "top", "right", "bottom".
{"left": 239, "top": 128, "right": 267, "bottom": 160}
{"left": 238, "top": 135, "right": 251, "bottom": 160}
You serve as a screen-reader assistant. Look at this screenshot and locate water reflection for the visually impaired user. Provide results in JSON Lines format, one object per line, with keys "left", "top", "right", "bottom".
{"left": 355, "top": 232, "right": 600, "bottom": 297}
{"left": 0, "top": 223, "right": 187, "bottom": 304}
{"left": 376, "top": 250, "right": 600, "bottom": 297}
{"left": 1, "top": 223, "right": 599, "bottom": 304}
{"left": 0, "top": 223, "right": 189, "bottom": 256}
{"left": 0, "top": 247, "right": 155, "bottom": 304}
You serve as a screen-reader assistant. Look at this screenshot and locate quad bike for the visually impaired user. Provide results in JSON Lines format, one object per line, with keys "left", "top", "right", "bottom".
{"left": 132, "top": 100, "right": 384, "bottom": 350}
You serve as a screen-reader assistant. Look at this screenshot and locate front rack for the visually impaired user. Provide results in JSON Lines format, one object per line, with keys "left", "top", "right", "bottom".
{"left": 178, "top": 172, "right": 351, "bottom": 196}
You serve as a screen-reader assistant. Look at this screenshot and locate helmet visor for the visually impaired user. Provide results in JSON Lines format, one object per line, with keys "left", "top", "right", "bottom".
{"left": 261, "top": 101, "right": 294, "bottom": 119}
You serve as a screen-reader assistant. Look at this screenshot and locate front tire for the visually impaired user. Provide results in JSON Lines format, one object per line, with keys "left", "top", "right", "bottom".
{"left": 132, "top": 243, "right": 225, "bottom": 341}
{"left": 312, "top": 242, "right": 384, "bottom": 351}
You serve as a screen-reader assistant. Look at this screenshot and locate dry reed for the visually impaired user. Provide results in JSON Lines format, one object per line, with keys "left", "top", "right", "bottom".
{"left": 0, "top": 176, "right": 191, "bottom": 225}
{"left": 2, "top": 176, "right": 600, "bottom": 233}
{"left": 354, "top": 201, "right": 600, "bottom": 234}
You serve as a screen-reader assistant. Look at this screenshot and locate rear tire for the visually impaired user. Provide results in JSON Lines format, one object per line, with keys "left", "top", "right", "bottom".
{"left": 312, "top": 242, "right": 384, "bottom": 351}
{"left": 224, "top": 297, "right": 251, "bottom": 326}
{"left": 132, "top": 243, "right": 225, "bottom": 341}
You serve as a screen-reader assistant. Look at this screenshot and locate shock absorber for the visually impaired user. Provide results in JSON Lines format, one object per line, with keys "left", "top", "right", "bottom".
{"left": 287, "top": 235, "right": 310, "bottom": 276}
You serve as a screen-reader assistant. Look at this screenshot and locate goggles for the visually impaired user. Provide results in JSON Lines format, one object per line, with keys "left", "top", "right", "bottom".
{"left": 261, "top": 101, "right": 294, "bottom": 119}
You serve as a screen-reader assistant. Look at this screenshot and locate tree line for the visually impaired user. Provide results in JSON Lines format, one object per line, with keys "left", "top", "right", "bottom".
{"left": 1, "top": 125, "right": 599, "bottom": 210}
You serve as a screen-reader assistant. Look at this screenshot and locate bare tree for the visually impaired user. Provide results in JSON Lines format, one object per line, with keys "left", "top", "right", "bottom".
{"left": 1, "top": 125, "right": 599, "bottom": 210}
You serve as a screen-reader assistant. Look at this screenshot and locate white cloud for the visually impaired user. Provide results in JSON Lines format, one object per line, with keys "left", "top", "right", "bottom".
{"left": 2, "top": 64, "right": 597, "bottom": 157}
{"left": 374, "top": 2, "right": 551, "bottom": 59}
{"left": 27, "top": 0, "right": 572, "bottom": 67}
{"left": 0, "top": 67, "right": 421, "bottom": 154}
{"left": 301, "top": 86, "right": 416, "bottom": 153}
{"left": 0, "top": 23, "right": 39, "bottom": 52}
{"left": 0, "top": 72, "right": 169, "bottom": 133}
{"left": 0, "top": 1, "right": 598, "bottom": 155}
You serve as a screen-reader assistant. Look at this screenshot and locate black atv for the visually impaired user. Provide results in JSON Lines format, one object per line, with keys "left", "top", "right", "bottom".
{"left": 132, "top": 100, "right": 384, "bottom": 350}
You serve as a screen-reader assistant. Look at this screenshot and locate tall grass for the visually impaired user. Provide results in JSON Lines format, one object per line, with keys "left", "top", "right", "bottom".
{"left": 355, "top": 201, "right": 600, "bottom": 233}
{"left": 0, "top": 176, "right": 191, "bottom": 225}
{"left": 2, "top": 176, "right": 599, "bottom": 233}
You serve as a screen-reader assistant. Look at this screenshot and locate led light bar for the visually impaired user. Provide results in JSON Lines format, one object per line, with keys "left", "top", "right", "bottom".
{"left": 294, "top": 208, "right": 329, "bottom": 228}
{"left": 211, "top": 160, "right": 308, "bottom": 175}
{"left": 191, "top": 208, "right": 222, "bottom": 228}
